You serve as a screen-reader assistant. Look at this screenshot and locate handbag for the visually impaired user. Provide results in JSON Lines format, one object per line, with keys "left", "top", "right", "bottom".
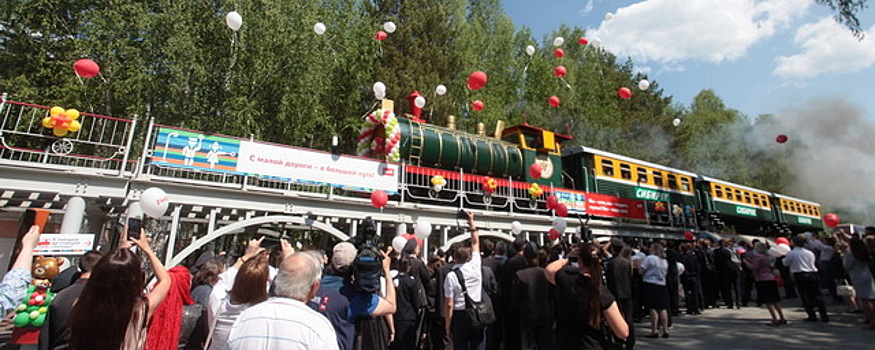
{"left": 453, "top": 269, "right": 496, "bottom": 329}
{"left": 837, "top": 280, "right": 855, "bottom": 297}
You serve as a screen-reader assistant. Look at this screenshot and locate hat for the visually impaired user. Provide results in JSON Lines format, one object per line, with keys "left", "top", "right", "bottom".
{"left": 332, "top": 242, "right": 357, "bottom": 270}
{"left": 610, "top": 238, "right": 626, "bottom": 248}
{"left": 402, "top": 238, "right": 419, "bottom": 255}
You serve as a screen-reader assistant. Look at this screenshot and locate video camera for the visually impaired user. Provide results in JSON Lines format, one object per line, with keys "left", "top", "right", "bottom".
{"left": 349, "top": 217, "right": 383, "bottom": 293}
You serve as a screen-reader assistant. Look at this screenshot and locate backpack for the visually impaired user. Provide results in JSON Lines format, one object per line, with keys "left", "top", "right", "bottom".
{"left": 453, "top": 269, "right": 496, "bottom": 329}
{"left": 354, "top": 245, "right": 383, "bottom": 293}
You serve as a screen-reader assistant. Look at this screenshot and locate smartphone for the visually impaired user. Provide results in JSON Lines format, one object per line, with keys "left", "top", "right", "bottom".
{"left": 457, "top": 209, "right": 468, "bottom": 219}
{"left": 127, "top": 217, "right": 142, "bottom": 240}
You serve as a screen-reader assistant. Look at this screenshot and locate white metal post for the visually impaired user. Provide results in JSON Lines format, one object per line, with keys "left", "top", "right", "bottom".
{"left": 164, "top": 205, "right": 182, "bottom": 265}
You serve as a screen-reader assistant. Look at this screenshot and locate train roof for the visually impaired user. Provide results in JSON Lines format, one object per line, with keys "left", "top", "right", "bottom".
{"left": 563, "top": 146, "right": 699, "bottom": 178}
{"left": 699, "top": 176, "right": 772, "bottom": 196}
{"left": 503, "top": 123, "right": 573, "bottom": 141}
{"left": 774, "top": 193, "right": 822, "bottom": 207}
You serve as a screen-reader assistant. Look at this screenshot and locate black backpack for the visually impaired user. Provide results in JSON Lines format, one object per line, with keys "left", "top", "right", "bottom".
{"left": 353, "top": 245, "right": 383, "bottom": 293}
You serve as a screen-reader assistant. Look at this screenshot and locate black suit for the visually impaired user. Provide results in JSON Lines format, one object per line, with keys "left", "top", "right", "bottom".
{"left": 606, "top": 256, "right": 634, "bottom": 349}
{"left": 713, "top": 247, "right": 740, "bottom": 308}
{"left": 39, "top": 278, "right": 87, "bottom": 350}
{"left": 511, "top": 267, "right": 555, "bottom": 350}
{"left": 500, "top": 255, "right": 528, "bottom": 350}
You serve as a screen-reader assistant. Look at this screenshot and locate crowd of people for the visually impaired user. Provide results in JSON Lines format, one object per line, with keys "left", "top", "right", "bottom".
{"left": 2, "top": 220, "right": 875, "bottom": 350}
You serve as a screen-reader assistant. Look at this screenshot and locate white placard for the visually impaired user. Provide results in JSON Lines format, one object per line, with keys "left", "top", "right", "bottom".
{"left": 237, "top": 141, "right": 399, "bottom": 192}
{"left": 33, "top": 234, "right": 95, "bottom": 255}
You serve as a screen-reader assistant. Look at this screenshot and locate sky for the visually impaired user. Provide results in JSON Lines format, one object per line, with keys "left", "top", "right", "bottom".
{"left": 502, "top": 0, "right": 875, "bottom": 121}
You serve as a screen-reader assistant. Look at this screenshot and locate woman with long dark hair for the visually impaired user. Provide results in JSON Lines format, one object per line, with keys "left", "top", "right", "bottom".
{"left": 69, "top": 228, "right": 171, "bottom": 350}
{"left": 546, "top": 242, "right": 628, "bottom": 349}
{"left": 637, "top": 242, "right": 670, "bottom": 338}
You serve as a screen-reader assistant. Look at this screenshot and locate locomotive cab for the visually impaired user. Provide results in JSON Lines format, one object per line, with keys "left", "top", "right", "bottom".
{"left": 501, "top": 124, "right": 572, "bottom": 186}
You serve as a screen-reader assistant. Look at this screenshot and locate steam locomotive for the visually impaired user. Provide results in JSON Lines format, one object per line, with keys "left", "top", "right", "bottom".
{"left": 364, "top": 101, "right": 823, "bottom": 236}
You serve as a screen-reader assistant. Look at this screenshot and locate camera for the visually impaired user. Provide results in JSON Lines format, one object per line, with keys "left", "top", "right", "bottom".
{"left": 350, "top": 217, "right": 383, "bottom": 293}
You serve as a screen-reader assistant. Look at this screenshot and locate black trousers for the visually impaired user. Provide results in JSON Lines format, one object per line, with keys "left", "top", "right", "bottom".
{"left": 702, "top": 270, "right": 719, "bottom": 307}
{"left": 718, "top": 270, "right": 738, "bottom": 307}
{"left": 740, "top": 269, "right": 754, "bottom": 305}
{"left": 391, "top": 320, "right": 417, "bottom": 350}
{"left": 793, "top": 272, "right": 828, "bottom": 320}
{"left": 451, "top": 311, "right": 486, "bottom": 350}
{"left": 519, "top": 325, "right": 556, "bottom": 350}
{"left": 681, "top": 276, "right": 701, "bottom": 313}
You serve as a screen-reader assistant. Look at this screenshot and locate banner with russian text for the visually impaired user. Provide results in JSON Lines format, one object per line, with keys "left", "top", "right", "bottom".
{"left": 585, "top": 193, "right": 647, "bottom": 220}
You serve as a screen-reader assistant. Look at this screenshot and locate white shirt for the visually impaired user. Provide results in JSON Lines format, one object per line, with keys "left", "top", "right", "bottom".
{"left": 206, "top": 301, "right": 251, "bottom": 350}
{"left": 782, "top": 247, "right": 818, "bottom": 273}
{"left": 640, "top": 255, "right": 668, "bottom": 286}
{"left": 444, "top": 251, "right": 482, "bottom": 310}
{"left": 226, "top": 298, "right": 339, "bottom": 350}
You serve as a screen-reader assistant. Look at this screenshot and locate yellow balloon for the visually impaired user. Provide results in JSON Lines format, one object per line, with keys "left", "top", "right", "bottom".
{"left": 68, "top": 120, "right": 81, "bottom": 132}
{"left": 42, "top": 117, "right": 53, "bottom": 128}
{"left": 66, "top": 109, "right": 80, "bottom": 120}
{"left": 53, "top": 128, "right": 68, "bottom": 137}
{"left": 50, "top": 107, "right": 65, "bottom": 116}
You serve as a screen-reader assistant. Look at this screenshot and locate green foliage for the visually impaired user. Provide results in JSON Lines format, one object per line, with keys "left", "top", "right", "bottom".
{"left": 0, "top": 0, "right": 796, "bottom": 206}
{"left": 816, "top": 0, "right": 869, "bottom": 39}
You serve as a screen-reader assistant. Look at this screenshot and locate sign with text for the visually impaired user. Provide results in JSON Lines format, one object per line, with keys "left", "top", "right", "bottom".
{"left": 735, "top": 205, "right": 757, "bottom": 217}
{"left": 798, "top": 217, "right": 813, "bottom": 225}
{"left": 585, "top": 193, "right": 647, "bottom": 220}
{"left": 236, "top": 141, "right": 398, "bottom": 192}
{"left": 33, "top": 234, "right": 95, "bottom": 255}
{"left": 554, "top": 189, "right": 587, "bottom": 214}
{"left": 635, "top": 187, "right": 670, "bottom": 202}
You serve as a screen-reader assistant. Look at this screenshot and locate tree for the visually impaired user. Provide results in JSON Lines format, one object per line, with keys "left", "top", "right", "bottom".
{"left": 817, "top": 0, "right": 869, "bottom": 38}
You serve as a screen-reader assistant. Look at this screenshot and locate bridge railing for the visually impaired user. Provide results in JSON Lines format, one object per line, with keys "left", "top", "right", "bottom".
{"left": 0, "top": 94, "right": 137, "bottom": 174}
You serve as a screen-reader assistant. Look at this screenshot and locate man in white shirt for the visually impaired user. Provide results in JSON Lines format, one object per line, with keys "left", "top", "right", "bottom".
{"left": 226, "top": 251, "right": 339, "bottom": 349}
{"left": 782, "top": 235, "right": 828, "bottom": 322}
{"left": 444, "top": 211, "right": 485, "bottom": 350}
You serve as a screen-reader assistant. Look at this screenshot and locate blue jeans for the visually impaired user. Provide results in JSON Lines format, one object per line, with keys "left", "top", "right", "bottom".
{"left": 451, "top": 310, "right": 486, "bottom": 350}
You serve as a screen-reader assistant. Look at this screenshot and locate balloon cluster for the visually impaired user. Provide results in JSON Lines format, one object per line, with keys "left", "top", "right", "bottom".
{"left": 356, "top": 109, "right": 401, "bottom": 162}
{"left": 374, "top": 21, "right": 396, "bottom": 41}
{"left": 528, "top": 183, "right": 543, "bottom": 198}
{"left": 482, "top": 177, "right": 498, "bottom": 194}
{"left": 467, "top": 71, "right": 488, "bottom": 111}
{"left": 545, "top": 195, "right": 569, "bottom": 217}
{"left": 13, "top": 285, "right": 53, "bottom": 328}
{"left": 549, "top": 217, "right": 567, "bottom": 241}
{"left": 43, "top": 107, "right": 82, "bottom": 137}
{"left": 430, "top": 175, "right": 446, "bottom": 192}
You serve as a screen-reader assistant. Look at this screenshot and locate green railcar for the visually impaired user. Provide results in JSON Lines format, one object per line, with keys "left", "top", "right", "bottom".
{"left": 774, "top": 194, "right": 824, "bottom": 232}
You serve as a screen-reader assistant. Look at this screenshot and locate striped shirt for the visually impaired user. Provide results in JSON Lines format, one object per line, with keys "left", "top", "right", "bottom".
{"left": 226, "top": 297, "right": 339, "bottom": 350}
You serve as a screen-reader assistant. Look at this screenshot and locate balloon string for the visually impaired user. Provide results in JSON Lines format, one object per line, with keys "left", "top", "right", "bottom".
{"left": 225, "top": 32, "right": 239, "bottom": 91}
{"left": 560, "top": 78, "right": 573, "bottom": 91}
{"left": 360, "top": 101, "right": 379, "bottom": 120}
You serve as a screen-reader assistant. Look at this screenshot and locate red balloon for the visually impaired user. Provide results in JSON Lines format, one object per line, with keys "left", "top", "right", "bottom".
{"left": 375, "top": 30, "right": 388, "bottom": 41}
{"left": 618, "top": 87, "right": 632, "bottom": 99}
{"left": 546, "top": 195, "right": 559, "bottom": 210}
{"left": 775, "top": 237, "right": 790, "bottom": 246}
{"left": 578, "top": 37, "right": 588, "bottom": 45}
{"left": 471, "top": 100, "right": 485, "bottom": 111}
{"left": 555, "top": 203, "right": 569, "bottom": 217}
{"left": 548, "top": 95, "right": 561, "bottom": 108}
{"left": 529, "top": 163, "right": 542, "bottom": 179}
{"left": 684, "top": 230, "right": 694, "bottom": 241}
{"left": 824, "top": 213, "right": 841, "bottom": 228}
{"left": 553, "top": 65, "right": 567, "bottom": 78}
{"left": 467, "top": 71, "right": 488, "bottom": 90}
{"left": 370, "top": 190, "right": 388, "bottom": 208}
{"left": 776, "top": 134, "right": 788, "bottom": 144}
{"left": 554, "top": 48, "right": 565, "bottom": 58}
{"left": 73, "top": 59, "right": 100, "bottom": 78}
{"left": 548, "top": 228, "right": 560, "bottom": 241}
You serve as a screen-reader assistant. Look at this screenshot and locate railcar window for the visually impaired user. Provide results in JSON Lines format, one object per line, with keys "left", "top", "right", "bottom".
{"left": 523, "top": 133, "right": 542, "bottom": 149}
{"left": 681, "top": 178, "right": 691, "bottom": 192}
{"left": 734, "top": 190, "right": 742, "bottom": 202}
{"left": 601, "top": 159, "right": 615, "bottom": 177}
{"left": 620, "top": 163, "right": 632, "bottom": 180}
{"left": 726, "top": 188, "right": 734, "bottom": 200}
{"left": 715, "top": 186, "right": 723, "bottom": 198}
{"left": 637, "top": 168, "right": 649, "bottom": 183}
{"left": 667, "top": 174, "right": 678, "bottom": 189}
{"left": 744, "top": 193, "right": 751, "bottom": 204}
{"left": 653, "top": 172, "right": 664, "bottom": 187}
{"left": 754, "top": 197, "right": 761, "bottom": 206}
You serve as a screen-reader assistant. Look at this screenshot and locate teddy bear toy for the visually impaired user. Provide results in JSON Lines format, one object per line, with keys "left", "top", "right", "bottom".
{"left": 12, "top": 257, "right": 64, "bottom": 328}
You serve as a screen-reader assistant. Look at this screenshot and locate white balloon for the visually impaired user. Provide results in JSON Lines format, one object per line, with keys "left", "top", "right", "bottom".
{"left": 225, "top": 11, "right": 243, "bottom": 31}
{"left": 396, "top": 223, "right": 408, "bottom": 236}
{"left": 435, "top": 84, "right": 447, "bottom": 96}
{"left": 314, "top": 22, "right": 326, "bottom": 35}
{"left": 638, "top": 79, "right": 650, "bottom": 91}
{"left": 591, "top": 38, "right": 602, "bottom": 48}
{"left": 140, "top": 187, "right": 170, "bottom": 218}
{"left": 677, "top": 262, "right": 685, "bottom": 275}
{"left": 510, "top": 221, "right": 523, "bottom": 235}
{"left": 375, "top": 90, "right": 386, "bottom": 100}
{"left": 553, "top": 218, "right": 567, "bottom": 234}
{"left": 605, "top": 12, "right": 614, "bottom": 21}
{"left": 768, "top": 247, "right": 781, "bottom": 258}
{"left": 383, "top": 21, "right": 397, "bottom": 34}
{"left": 414, "top": 219, "right": 432, "bottom": 239}
{"left": 553, "top": 37, "right": 565, "bottom": 47}
{"left": 672, "top": 118, "right": 681, "bottom": 127}
{"left": 525, "top": 45, "right": 535, "bottom": 56}
{"left": 373, "top": 82, "right": 386, "bottom": 94}
{"left": 776, "top": 243, "right": 791, "bottom": 255}
{"left": 414, "top": 96, "right": 426, "bottom": 108}
{"left": 392, "top": 236, "right": 409, "bottom": 253}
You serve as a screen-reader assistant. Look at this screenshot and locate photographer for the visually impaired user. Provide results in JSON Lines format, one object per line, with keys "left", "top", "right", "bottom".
{"left": 339, "top": 219, "right": 397, "bottom": 349}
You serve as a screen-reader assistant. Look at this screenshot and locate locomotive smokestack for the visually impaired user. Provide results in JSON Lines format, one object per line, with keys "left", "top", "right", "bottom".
{"left": 494, "top": 120, "right": 505, "bottom": 139}
{"left": 406, "top": 91, "right": 423, "bottom": 122}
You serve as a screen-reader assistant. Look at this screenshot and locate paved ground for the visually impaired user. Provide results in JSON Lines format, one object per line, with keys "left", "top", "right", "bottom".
{"left": 633, "top": 299, "right": 873, "bottom": 349}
